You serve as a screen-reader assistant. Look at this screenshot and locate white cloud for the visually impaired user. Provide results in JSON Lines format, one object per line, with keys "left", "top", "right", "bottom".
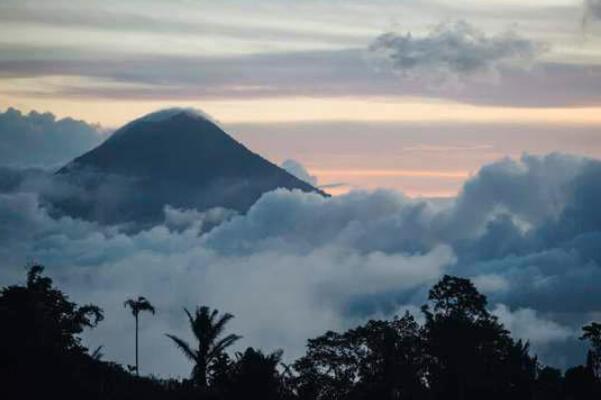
{"left": 3, "top": 152, "right": 601, "bottom": 374}
{"left": 0, "top": 187, "right": 454, "bottom": 377}
{"left": 473, "top": 274, "right": 510, "bottom": 293}
{"left": 492, "top": 304, "right": 574, "bottom": 348}
{"left": 281, "top": 159, "right": 318, "bottom": 186}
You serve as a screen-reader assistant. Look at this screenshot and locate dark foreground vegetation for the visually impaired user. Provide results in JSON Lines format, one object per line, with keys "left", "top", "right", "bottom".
{"left": 1, "top": 266, "right": 600, "bottom": 400}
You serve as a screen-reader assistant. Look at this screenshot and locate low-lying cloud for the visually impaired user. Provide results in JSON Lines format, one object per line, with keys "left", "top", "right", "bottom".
{"left": 1, "top": 153, "right": 601, "bottom": 376}
{"left": 369, "top": 21, "right": 545, "bottom": 84}
{"left": 0, "top": 108, "right": 104, "bottom": 168}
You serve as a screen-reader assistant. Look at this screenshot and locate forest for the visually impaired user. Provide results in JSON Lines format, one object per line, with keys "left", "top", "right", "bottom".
{"left": 1, "top": 265, "right": 600, "bottom": 400}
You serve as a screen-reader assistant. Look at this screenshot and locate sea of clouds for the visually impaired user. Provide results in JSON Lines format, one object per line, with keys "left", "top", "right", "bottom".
{"left": 1, "top": 151, "right": 601, "bottom": 377}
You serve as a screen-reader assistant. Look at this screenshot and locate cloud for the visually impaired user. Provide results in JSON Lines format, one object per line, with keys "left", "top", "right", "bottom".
{"left": 163, "top": 205, "right": 236, "bottom": 232}
{"left": 369, "top": 21, "right": 545, "bottom": 84}
{"left": 281, "top": 159, "right": 318, "bottom": 186}
{"left": 0, "top": 2, "right": 364, "bottom": 47}
{"left": 492, "top": 304, "right": 574, "bottom": 354}
{"left": 0, "top": 107, "right": 104, "bottom": 168}
{"left": 136, "top": 107, "right": 218, "bottom": 125}
{"left": 584, "top": 0, "right": 601, "bottom": 27}
{"left": 3, "top": 152, "right": 601, "bottom": 374}
{"left": 0, "top": 186, "right": 454, "bottom": 376}
{"left": 280, "top": 159, "right": 346, "bottom": 191}
{"left": 2, "top": 46, "right": 600, "bottom": 107}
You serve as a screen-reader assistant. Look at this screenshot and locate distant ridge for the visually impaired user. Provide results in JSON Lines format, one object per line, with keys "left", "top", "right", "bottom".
{"left": 55, "top": 108, "right": 325, "bottom": 225}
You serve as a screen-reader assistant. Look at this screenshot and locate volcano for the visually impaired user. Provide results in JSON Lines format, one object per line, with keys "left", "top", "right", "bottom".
{"left": 54, "top": 108, "right": 323, "bottom": 225}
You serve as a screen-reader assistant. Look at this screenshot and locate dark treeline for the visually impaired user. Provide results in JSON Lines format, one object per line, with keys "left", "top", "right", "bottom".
{"left": 1, "top": 266, "right": 600, "bottom": 399}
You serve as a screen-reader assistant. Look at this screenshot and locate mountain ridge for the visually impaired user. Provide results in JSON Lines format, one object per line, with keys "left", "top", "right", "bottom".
{"left": 54, "top": 109, "right": 325, "bottom": 226}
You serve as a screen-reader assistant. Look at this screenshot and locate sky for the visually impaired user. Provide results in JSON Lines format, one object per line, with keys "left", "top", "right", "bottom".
{"left": 2, "top": 0, "right": 601, "bottom": 195}
{"left": 3, "top": 0, "right": 601, "bottom": 379}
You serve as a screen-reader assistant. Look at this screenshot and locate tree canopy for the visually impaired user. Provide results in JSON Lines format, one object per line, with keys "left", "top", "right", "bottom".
{"left": 1, "top": 266, "right": 600, "bottom": 399}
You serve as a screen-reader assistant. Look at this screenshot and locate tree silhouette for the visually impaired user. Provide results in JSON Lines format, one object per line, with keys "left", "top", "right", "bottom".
{"left": 351, "top": 313, "right": 428, "bottom": 399}
{"left": 0, "top": 265, "right": 103, "bottom": 353}
{"left": 166, "top": 306, "right": 241, "bottom": 387}
{"left": 422, "top": 275, "right": 536, "bottom": 400}
{"left": 581, "top": 322, "right": 601, "bottom": 378}
{"left": 6, "top": 266, "right": 601, "bottom": 399}
{"left": 293, "top": 312, "right": 427, "bottom": 400}
{"left": 223, "top": 348, "right": 287, "bottom": 400}
{"left": 0, "top": 265, "right": 106, "bottom": 398}
{"left": 124, "top": 296, "right": 156, "bottom": 375}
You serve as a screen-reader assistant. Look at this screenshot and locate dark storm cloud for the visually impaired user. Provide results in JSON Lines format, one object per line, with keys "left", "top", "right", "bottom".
{"left": 369, "top": 21, "right": 545, "bottom": 82}
{"left": 0, "top": 108, "right": 104, "bottom": 168}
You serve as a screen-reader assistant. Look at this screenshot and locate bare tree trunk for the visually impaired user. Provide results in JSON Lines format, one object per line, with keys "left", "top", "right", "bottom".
{"left": 135, "top": 314, "right": 139, "bottom": 375}
{"left": 199, "top": 359, "right": 207, "bottom": 387}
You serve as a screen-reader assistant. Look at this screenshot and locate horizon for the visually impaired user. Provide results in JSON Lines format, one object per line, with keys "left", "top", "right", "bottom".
{"left": 2, "top": 0, "right": 601, "bottom": 391}
{"left": 2, "top": 0, "right": 601, "bottom": 197}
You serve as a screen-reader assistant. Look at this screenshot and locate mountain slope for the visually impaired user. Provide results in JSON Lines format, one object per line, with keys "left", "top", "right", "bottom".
{"left": 54, "top": 109, "right": 324, "bottom": 225}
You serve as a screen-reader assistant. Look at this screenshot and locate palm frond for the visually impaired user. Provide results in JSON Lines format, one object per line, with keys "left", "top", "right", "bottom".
{"left": 124, "top": 296, "right": 156, "bottom": 316}
{"left": 186, "top": 307, "right": 204, "bottom": 341}
{"left": 209, "top": 333, "right": 242, "bottom": 359}
{"left": 136, "top": 297, "right": 156, "bottom": 314}
{"left": 172, "top": 305, "right": 241, "bottom": 385}
{"left": 184, "top": 308, "right": 195, "bottom": 327}
{"left": 166, "top": 334, "right": 198, "bottom": 362}
{"left": 209, "top": 308, "right": 219, "bottom": 325}
{"left": 91, "top": 345, "right": 104, "bottom": 360}
{"left": 213, "top": 312, "right": 235, "bottom": 338}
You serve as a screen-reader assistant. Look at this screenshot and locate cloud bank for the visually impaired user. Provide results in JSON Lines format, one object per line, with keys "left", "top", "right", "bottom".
{"left": 0, "top": 108, "right": 104, "bottom": 168}
{"left": 2, "top": 153, "right": 601, "bottom": 376}
{"left": 3, "top": 34, "right": 601, "bottom": 108}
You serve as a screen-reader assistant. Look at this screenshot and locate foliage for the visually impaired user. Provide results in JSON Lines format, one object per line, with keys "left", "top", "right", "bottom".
{"left": 293, "top": 312, "right": 428, "bottom": 400}
{"left": 1, "top": 266, "right": 600, "bottom": 399}
{"left": 581, "top": 322, "right": 601, "bottom": 378}
{"left": 422, "top": 275, "right": 537, "bottom": 399}
{"left": 0, "top": 265, "right": 170, "bottom": 399}
{"left": 213, "top": 347, "right": 291, "bottom": 400}
{"left": 124, "top": 295, "right": 156, "bottom": 374}
{"left": 166, "top": 306, "right": 242, "bottom": 387}
{"left": 0, "top": 265, "right": 103, "bottom": 354}
{"left": 124, "top": 296, "right": 156, "bottom": 316}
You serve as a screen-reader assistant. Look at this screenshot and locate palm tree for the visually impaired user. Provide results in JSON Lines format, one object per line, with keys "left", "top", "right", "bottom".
{"left": 124, "top": 296, "right": 155, "bottom": 375}
{"left": 167, "top": 306, "right": 242, "bottom": 387}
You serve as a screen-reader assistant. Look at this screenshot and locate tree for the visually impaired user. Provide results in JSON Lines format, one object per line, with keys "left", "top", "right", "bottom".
{"left": 0, "top": 265, "right": 103, "bottom": 354}
{"left": 351, "top": 313, "right": 428, "bottom": 400}
{"left": 0, "top": 265, "right": 104, "bottom": 397}
{"left": 564, "top": 366, "right": 598, "bottom": 400}
{"left": 166, "top": 306, "right": 241, "bottom": 387}
{"left": 534, "top": 367, "right": 563, "bottom": 400}
{"left": 222, "top": 348, "right": 287, "bottom": 400}
{"left": 293, "top": 312, "right": 427, "bottom": 400}
{"left": 581, "top": 322, "right": 601, "bottom": 378}
{"left": 422, "top": 275, "right": 536, "bottom": 400}
{"left": 293, "top": 330, "right": 360, "bottom": 400}
{"left": 124, "top": 296, "right": 155, "bottom": 375}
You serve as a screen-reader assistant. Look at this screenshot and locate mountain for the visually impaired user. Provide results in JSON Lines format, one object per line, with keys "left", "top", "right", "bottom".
{"left": 53, "top": 108, "right": 324, "bottom": 226}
